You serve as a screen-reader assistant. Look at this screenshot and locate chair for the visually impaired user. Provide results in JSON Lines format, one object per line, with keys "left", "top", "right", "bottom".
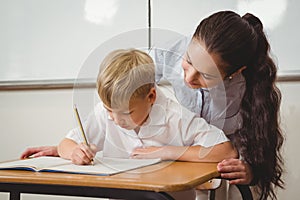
{"left": 198, "top": 179, "right": 253, "bottom": 200}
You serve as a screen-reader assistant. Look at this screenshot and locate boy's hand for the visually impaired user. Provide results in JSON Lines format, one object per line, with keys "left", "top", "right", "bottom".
{"left": 131, "top": 146, "right": 168, "bottom": 160}
{"left": 20, "top": 146, "right": 58, "bottom": 159}
{"left": 71, "top": 143, "right": 96, "bottom": 165}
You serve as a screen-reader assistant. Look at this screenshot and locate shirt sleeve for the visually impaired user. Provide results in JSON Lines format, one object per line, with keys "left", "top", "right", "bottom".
{"left": 149, "top": 35, "right": 201, "bottom": 114}
{"left": 149, "top": 35, "right": 191, "bottom": 84}
{"left": 65, "top": 102, "right": 107, "bottom": 152}
{"left": 203, "top": 74, "right": 246, "bottom": 135}
{"left": 180, "top": 106, "right": 229, "bottom": 148}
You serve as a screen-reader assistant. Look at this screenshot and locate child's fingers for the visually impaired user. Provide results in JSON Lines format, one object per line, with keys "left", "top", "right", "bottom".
{"left": 72, "top": 153, "right": 91, "bottom": 165}
{"left": 133, "top": 147, "right": 161, "bottom": 154}
{"left": 20, "top": 147, "right": 45, "bottom": 159}
{"left": 71, "top": 147, "right": 92, "bottom": 165}
{"left": 89, "top": 144, "right": 97, "bottom": 154}
{"left": 132, "top": 148, "right": 147, "bottom": 154}
{"left": 78, "top": 143, "right": 95, "bottom": 161}
{"left": 131, "top": 153, "right": 151, "bottom": 159}
{"left": 31, "top": 151, "right": 47, "bottom": 158}
{"left": 131, "top": 147, "right": 164, "bottom": 159}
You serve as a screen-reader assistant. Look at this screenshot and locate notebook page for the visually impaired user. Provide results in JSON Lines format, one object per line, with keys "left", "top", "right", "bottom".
{"left": 0, "top": 156, "right": 71, "bottom": 171}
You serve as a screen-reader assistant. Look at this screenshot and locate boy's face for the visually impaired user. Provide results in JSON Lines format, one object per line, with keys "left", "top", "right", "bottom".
{"left": 104, "top": 88, "right": 156, "bottom": 130}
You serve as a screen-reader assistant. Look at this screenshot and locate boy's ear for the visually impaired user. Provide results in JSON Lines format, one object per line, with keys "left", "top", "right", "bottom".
{"left": 148, "top": 87, "right": 156, "bottom": 104}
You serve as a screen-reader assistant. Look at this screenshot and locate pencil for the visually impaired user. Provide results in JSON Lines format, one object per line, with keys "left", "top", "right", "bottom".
{"left": 73, "top": 104, "right": 94, "bottom": 165}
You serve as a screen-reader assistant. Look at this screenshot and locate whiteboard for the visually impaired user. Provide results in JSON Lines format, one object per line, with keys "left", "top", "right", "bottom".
{"left": 152, "top": 0, "right": 300, "bottom": 73}
{"left": 1, "top": 0, "right": 299, "bottom": 83}
{"left": 0, "top": 0, "right": 148, "bottom": 82}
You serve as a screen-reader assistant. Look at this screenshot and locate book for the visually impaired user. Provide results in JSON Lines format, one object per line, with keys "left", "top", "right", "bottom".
{"left": 0, "top": 154, "right": 161, "bottom": 176}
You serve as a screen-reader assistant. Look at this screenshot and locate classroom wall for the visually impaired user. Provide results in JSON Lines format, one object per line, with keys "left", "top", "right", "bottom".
{"left": 1, "top": 0, "right": 300, "bottom": 199}
{"left": 1, "top": 0, "right": 300, "bottom": 82}
{"left": 0, "top": 82, "right": 300, "bottom": 199}
{"left": 276, "top": 82, "right": 300, "bottom": 199}
{"left": 0, "top": 88, "right": 102, "bottom": 200}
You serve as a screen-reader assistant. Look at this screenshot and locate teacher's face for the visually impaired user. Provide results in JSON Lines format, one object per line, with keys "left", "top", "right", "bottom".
{"left": 182, "top": 39, "right": 224, "bottom": 89}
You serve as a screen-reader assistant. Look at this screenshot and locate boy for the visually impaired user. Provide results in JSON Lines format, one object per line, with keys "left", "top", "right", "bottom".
{"left": 57, "top": 49, "right": 237, "bottom": 165}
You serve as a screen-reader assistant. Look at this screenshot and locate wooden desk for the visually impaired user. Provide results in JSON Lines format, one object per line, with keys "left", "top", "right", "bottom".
{"left": 0, "top": 161, "right": 220, "bottom": 200}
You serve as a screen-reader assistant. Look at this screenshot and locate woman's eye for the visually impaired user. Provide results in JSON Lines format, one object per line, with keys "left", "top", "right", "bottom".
{"left": 122, "top": 111, "right": 132, "bottom": 115}
{"left": 183, "top": 55, "right": 192, "bottom": 65}
{"left": 201, "top": 73, "right": 213, "bottom": 80}
{"left": 186, "top": 59, "right": 192, "bottom": 65}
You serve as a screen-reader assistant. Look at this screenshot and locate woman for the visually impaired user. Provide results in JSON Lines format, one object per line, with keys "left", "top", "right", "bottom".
{"left": 152, "top": 11, "right": 284, "bottom": 200}
{"left": 21, "top": 11, "right": 284, "bottom": 200}
{"left": 197, "top": 11, "right": 284, "bottom": 200}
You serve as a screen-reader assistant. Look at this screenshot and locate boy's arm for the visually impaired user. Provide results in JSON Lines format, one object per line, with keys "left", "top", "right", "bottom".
{"left": 57, "top": 138, "right": 78, "bottom": 159}
{"left": 170, "top": 142, "right": 238, "bottom": 162}
{"left": 131, "top": 141, "right": 238, "bottom": 162}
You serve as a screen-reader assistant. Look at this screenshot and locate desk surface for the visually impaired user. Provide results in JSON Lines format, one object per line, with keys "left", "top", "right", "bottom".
{"left": 0, "top": 161, "right": 219, "bottom": 192}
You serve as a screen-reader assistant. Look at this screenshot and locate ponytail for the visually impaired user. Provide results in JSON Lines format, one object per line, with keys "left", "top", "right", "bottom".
{"left": 237, "top": 13, "right": 284, "bottom": 200}
{"left": 194, "top": 11, "right": 284, "bottom": 200}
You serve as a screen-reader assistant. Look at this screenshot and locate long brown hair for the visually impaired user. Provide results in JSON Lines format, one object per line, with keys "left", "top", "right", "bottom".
{"left": 193, "top": 11, "right": 284, "bottom": 200}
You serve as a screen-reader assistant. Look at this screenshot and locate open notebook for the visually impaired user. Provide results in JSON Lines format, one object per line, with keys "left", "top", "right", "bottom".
{"left": 0, "top": 155, "right": 161, "bottom": 176}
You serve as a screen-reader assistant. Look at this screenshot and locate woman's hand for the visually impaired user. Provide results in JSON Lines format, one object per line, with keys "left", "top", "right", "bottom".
{"left": 217, "top": 158, "right": 253, "bottom": 185}
{"left": 20, "top": 146, "right": 58, "bottom": 159}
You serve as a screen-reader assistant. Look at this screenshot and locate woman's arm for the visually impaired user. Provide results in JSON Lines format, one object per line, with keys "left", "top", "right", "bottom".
{"left": 131, "top": 141, "right": 238, "bottom": 162}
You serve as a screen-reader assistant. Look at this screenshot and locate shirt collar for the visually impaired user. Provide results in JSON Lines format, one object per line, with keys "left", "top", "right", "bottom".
{"left": 201, "top": 73, "right": 245, "bottom": 119}
{"left": 106, "top": 87, "right": 168, "bottom": 137}
{"left": 142, "top": 87, "right": 167, "bottom": 126}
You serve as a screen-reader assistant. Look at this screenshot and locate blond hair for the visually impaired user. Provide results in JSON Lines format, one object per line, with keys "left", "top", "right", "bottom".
{"left": 97, "top": 49, "right": 155, "bottom": 109}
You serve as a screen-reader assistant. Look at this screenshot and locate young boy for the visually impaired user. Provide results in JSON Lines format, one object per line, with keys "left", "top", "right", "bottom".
{"left": 57, "top": 49, "right": 237, "bottom": 165}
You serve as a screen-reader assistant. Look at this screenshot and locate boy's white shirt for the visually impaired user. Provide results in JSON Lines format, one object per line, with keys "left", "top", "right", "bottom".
{"left": 66, "top": 87, "right": 229, "bottom": 158}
